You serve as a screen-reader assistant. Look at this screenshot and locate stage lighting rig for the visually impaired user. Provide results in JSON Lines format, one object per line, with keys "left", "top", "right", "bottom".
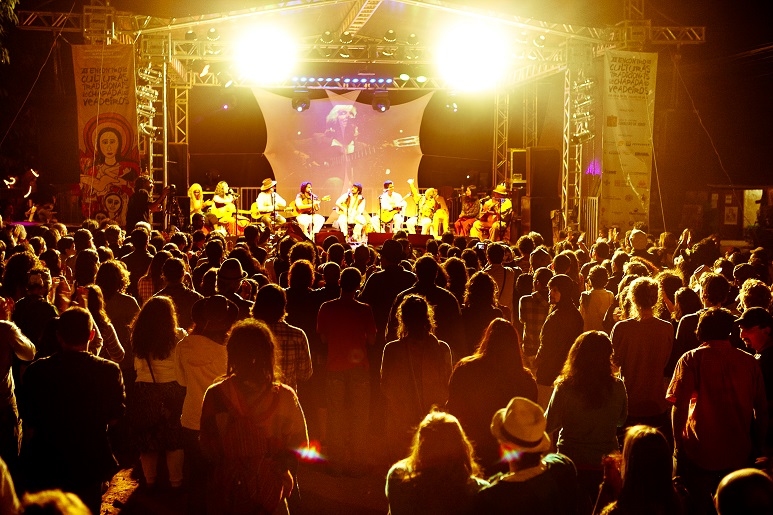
{"left": 292, "top": 89, "right": 310, "bottom": 112}
{"left": 372, "top": 90, "right": 390, "bottom": 112}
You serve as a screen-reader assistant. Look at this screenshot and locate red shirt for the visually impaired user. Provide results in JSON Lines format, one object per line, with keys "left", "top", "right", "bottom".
{"left": 667, "top": 340, "right": 768, "bottom": 471}
{"left": 317, "top": 297, "right": 376, "bottom": 372}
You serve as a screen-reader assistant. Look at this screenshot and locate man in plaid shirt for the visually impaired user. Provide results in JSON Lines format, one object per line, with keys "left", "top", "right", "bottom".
{"left": 518, "top": 267, "right": 553, "bottom": 368}
{"left": 252, "top": 284, "right": 312, "bottom": 393}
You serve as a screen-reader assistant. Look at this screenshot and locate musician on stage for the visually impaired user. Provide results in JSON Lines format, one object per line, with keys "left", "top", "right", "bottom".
{"left": 207, "top": 180, "right": 237, "bottom": 235}
{"left": 454, "top": 184, "right": 480, "bottom": 236}
{"left": 295, "top": 182, "right": 326, "bottom": 239}
{"left": 334, "top": 182, "right": 367, "bottom": 243}
{"left": 405, "top": 179, "right": 449, "bottom": 237}
{"left": 251, "top": 178, "right": 287, "bottom": 228}
{"left": 378, "top": 180, "right": 406, "bottom": 232}
{"left": 470, "top": 184, "right": 512, "bottom": 241}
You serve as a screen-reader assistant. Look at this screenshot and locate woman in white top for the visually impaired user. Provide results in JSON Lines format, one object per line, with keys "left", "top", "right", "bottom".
{"left": 174, "top": 295, "right": 239, "bottom": 504}
{"left": 130, "top": 296, "right": 187, "bottom": 489}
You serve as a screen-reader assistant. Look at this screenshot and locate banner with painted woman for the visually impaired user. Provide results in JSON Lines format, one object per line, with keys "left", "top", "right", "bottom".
{"left": 72, "top": 44, "right": 140, "bottom": 226}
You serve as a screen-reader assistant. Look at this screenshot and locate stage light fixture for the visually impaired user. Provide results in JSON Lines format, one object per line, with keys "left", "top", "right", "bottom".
{"left": 384, "top": 29, "right": 397, "bottom": 43}
{"left": 339, "top": 46, "right": 351, "bottom": 59}
{"left": 139, "top": 123, "right": 160, "bottom": 136}
{"left": 190, "top": 60, "right": 211, "bottom": 78}
{"left": 138, "top": 64, "right": 162, "bottom": 85}
{"left": 137, "top": 102, "right": 156, "bottom": 119}
{"left": 292, "top": 89, "right": 310, "bottom": 112}
{"left": 372, "top": 90, "right": 390, "bottom": 112}
{"left": 319, "top": 30, "right": 334, "bottom": 44}
{"left": 185, "top": 30, "right": 197, "bottom": 41}
{"left": 207, "top": 28, "right": 220, "bottom": 41}
{"left": 398, "top": 72, "right": 410, "bottom": 81}
{"left": 340, "top": 31, "right": 353, "bottom": 44}
{"left": 533, "top": 34, "right": 546, "bottom": 48}
{"left": 136, "top": 85, "right": 158, "bottom": 102}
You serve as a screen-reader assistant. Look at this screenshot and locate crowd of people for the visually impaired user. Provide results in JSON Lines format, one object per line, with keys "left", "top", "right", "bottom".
{"left": 0, "top": 213, "right": 772, "bottom": 514}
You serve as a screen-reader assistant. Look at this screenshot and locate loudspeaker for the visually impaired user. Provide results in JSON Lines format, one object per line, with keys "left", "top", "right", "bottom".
{"left": 315, "top": 230, "right": 346, "bottom": 246}
{"left": 526, "top": 147, "right": 561, "bottom": 198}
{"left": 168, "top": 143, "right": 189, "bottom": 191}
{"left": 521, "top": 196, "right": 561, "bottom": 246}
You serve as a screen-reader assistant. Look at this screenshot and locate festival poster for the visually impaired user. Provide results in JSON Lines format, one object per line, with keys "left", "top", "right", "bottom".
{"left": 599, "top": 50, "right": 658, "bottom": 231}
{"left": 72, "top": 44, "right": 139, "bottom": 226}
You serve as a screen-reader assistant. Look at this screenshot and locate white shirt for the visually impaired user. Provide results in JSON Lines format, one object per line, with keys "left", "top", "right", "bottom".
{"left": 255, "top": 191, "right": 287, "bottom": 214}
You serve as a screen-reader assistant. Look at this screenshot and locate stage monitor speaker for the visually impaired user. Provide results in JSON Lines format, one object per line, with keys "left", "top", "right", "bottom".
{"left": 367, "top": 233, "right": 433, "bottom": 249}
{"left": 315, "top": 230, "right": 346, "bottom": 247}
{"left": 168, "top": 143, "right": 189, "bottom": 192}
{"left": 526, "top": 147, "right": 561, "bottom": 198}
{"left": 521, "top": 196, "right": 561, "bottom": 246}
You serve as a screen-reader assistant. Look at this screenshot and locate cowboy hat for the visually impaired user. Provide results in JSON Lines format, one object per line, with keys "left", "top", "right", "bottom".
{"left": 260, "top": 178, "right": 277, "bottom": 191}
{"left": 490, "top": 397, "right": 551, "bottom": 454}
{"left": 492, "top": 184, "right": 509, "bottom": 196}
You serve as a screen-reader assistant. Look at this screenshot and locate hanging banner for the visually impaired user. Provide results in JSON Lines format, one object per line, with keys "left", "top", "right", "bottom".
{"left": 72, "top": 44, "right": 139, "bottom": 226}
{"left": 599, "top": 50, "right": 657, "bottom": 231}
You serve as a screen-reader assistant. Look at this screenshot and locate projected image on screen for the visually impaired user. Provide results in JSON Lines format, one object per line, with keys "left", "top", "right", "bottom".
{"left": 252, "top": 89, "right": 432, "bottom": 219}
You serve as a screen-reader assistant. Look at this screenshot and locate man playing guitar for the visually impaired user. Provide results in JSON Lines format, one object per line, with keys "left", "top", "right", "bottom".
{"left": 470, "top": 184, "right": 513, "bottom": 242}
{"left": 294, "top": 182, "right": 329, "bottom": 239}
{"left": 334, "top": 182, "right": 368, "bottom": 243}
{"left": 251, "top": 178, "right": 287, "bottom": 228}
{"left": 378, "top": 180, "right": 406, "bottom": 232}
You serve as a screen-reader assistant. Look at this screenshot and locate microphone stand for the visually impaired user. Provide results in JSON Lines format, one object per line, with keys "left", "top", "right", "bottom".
{"left": 379, "top": 194, "right": 384, "bottom": 233}
{"left": 310, "top": 193, "right": 317, "bottom": 243}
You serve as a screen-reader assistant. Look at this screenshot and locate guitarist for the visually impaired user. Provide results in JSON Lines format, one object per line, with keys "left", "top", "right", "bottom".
{"left": 251, "top": 178, "right": 287, "bottom": 228}
{"left": 295, "top": 182, "right": 327, "bottom": 239}
{"left": 379, "top": 180, "right": 406, "bottom": 232}
{"left": 470, "top": 184, "right": 513, "bottom": 242}
{"left": 334, "top": 182, "right": 367, "bottom": 243}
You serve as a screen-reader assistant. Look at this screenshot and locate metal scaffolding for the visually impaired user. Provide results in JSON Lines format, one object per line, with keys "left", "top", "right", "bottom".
{"left": 17, "top": 0, "right": 706, "bottom": 234}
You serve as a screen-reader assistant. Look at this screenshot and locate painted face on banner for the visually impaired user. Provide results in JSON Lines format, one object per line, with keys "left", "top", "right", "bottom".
{"left": 99, "top": 130, "right": 119, "bottom": 163}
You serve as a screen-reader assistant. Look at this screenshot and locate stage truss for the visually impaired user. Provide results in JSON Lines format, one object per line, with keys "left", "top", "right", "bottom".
{"left": 17, "top": 0, "right": 705, "bottom": 233}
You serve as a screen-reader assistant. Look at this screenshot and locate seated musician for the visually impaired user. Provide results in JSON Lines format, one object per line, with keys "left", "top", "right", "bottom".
{"left": 454, "top": 184, "right": 480, "bottom": 236}
{"left": 405, "top": 179, "right": 449, "bottom": 238}
{"left": 378, "top": 180, "right": 406, "bottom": 232}
{"left": 251, "top": 178, "right": 287, "bottom": 228}
{"left": 295, "top": 182, "right": 327, "bottom": 239}
{"left": 188, "top": 183, "right": 207, "bottom": 222}
{"left": 334, "top": 183, "right": 367, "bottom": 243}
{"left": 470, "top": 184, "right": 512, "bottom": 242}
{"left": 207, "top": 180, "right": 237, "bottom": 234}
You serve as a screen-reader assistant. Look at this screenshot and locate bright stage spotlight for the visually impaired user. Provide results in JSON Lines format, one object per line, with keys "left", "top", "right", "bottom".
{"left": 435, "top": 22, "right": 511, "bottom": 91}
{"left": 207, "top": 28, "right": 220, "bottom": 41}
{"left": 234, "top": 28, "right": 298, "bottom": 85}
{"left": 292, "top": 89, "right": 310, "bottom": 112}
{"left": 372, "top": 90, "right": 390, "bottom": 112}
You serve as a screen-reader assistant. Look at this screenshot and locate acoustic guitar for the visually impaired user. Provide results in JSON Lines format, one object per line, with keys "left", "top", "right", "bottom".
{"left": 380, "top": 206, "right": 403, "bottom": 223}
{"left": 288, "top": 195, "right": 331, "bottom": 217}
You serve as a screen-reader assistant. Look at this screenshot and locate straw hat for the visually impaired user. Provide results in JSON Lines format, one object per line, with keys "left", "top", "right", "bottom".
{"left": 260, "top": 178, "right": 277, "bottom": 191}
{"left": 490, "top": 397, "right": 551, "bottom": 453}
{"left": 492, "top": 184, "right": 509, "bottom": 196}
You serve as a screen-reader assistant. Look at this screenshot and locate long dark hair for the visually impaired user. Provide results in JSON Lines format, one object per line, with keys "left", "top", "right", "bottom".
{"left": 131, "top": 296, "right": 179, "bottom": 360}
{"left": 613, "top": 425, "right": 680, "bottom": 515}
{"left": 548, "top": 274, "right": 577, "bottom": 310}
{"left": 555, "top": 331, "right": 616, "bottom": 409}
{"left": 391, "top": 410, "right": 482, "bottom": 512}
{"left": 460, "top": 318, "right": 530, "bottom": 378}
